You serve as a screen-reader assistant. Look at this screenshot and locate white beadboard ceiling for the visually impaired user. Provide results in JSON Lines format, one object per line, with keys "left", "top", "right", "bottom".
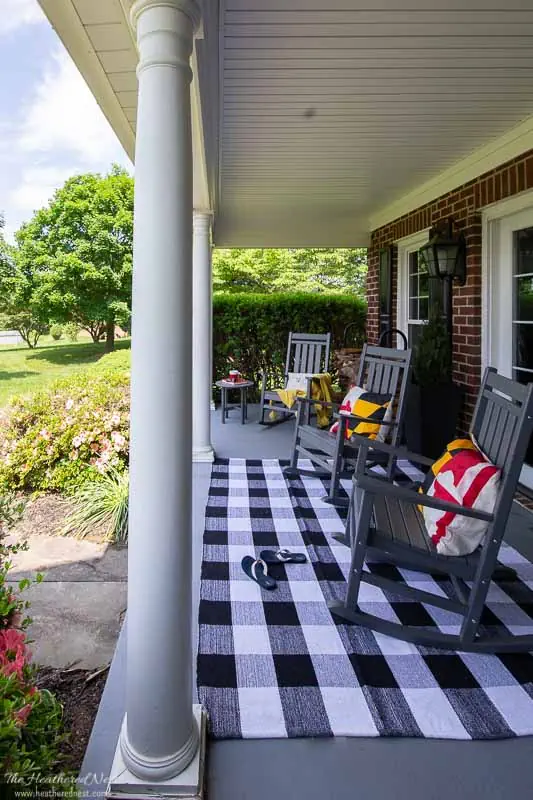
{"left": 38, "top": 0, "right": 533, "bottom": 246}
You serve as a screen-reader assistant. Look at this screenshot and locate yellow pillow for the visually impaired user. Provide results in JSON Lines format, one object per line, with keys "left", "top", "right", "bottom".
{"left": 330, "top": 386, "right": 392, "bottom": 440}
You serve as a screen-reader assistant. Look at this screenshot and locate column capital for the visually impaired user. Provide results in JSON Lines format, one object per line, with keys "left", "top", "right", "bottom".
{"left": 131, "top": 0, "right": 201, "bottom": 76}
{"left": 131, "top": 0, "right": 201, "bottom": 32}
{"left": 193, "top": 210, "right": 213, "bottom": 233}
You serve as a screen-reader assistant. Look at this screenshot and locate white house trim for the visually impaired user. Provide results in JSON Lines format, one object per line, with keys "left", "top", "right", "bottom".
{"left": 482, "top": 187, "right": 533, "bottom": 223}
{"left": 395, "top": 229, "right": 431, "bottom": 341}
{"left": 369, "top": 113, "right": 533, "bottom": 232}
{"left": 482, "top": 194, "right": 533, "bottom": 490}
{"left": 39, "top": 0, "right": 136, "bottom": 161}
{"left": 481, "top": 188, "right": 533, "bottom": 373}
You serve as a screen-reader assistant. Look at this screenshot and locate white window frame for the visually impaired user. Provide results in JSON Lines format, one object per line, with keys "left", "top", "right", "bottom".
{"left": 481, "top": 188, "right": 533, "bottom": 372}
{"left": 396, "top": 229, "right": 431, "bottom": 342}
{"left": 482, "top": 188, "right": 533, "bottom": 489}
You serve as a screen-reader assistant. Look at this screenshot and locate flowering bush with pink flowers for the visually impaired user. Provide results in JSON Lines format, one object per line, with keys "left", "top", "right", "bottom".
{"left": 0, "top": 502, "right": 66, "bottom": 788}
{"left": 0, "top": 366, "right": 130, "bottom": 493}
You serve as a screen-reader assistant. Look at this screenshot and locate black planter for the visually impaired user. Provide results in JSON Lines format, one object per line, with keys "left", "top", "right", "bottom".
{"left": 404, "top": 381, "right": 463, "bottom": 460}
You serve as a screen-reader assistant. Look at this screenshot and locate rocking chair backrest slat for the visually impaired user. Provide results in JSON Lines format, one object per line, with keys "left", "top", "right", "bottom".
{"left": 496, "top": 415, "right": 518, "bottom": 464}
{"left": 300, "top": 343, "right": 308, "bottom": 372}
{"left": 356, "top": 344, "right": 413, "bottom": 446}
{"left": 285, "top": 332, "right": 331, "bottom": 380}
{"left": 293, "top": 342, "right": 302, "bottom": 373}
{"left": 481, "top": 402, "right": 502, "bottom": 462}
{"left": 380, "top": 363, "right": 393, "bottom": 395}
{"left": 477, "top": 395, "right": 498, "bottom": 458}
{"left": 365, "top": 359, "right": 376, "bottom": 390}
{"left": 303, "top": 344, "right": 309, "bottom": 372}
{"left": 495, "top": 413, "right": 517, "bottom": 467}
{"left": 374, "top": 361, "right": 384, "bottom": 394}
{"left": 312, "top": 345, "right": 322, "bottom": 374}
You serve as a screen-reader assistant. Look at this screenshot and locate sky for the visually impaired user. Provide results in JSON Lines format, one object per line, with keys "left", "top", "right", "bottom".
{"left": 0, "top": 0, "right": 132, "bottom": 242}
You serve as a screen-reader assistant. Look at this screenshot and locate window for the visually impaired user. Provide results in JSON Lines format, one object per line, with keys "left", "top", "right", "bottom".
{"left": 513, "top": 227, "right": 533, "bottom": 381}
{"left": 405, "top": 251, "right": 444, "bottom": 346}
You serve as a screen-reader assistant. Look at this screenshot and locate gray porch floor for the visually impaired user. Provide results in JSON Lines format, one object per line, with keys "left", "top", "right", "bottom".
{"left": 82, "top": 406, "right": 533, "bottom": 799}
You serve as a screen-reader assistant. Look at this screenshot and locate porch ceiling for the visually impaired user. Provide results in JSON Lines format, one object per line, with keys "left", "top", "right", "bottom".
{"left": 39, "top": 0, "right": 533, "bottom": 246}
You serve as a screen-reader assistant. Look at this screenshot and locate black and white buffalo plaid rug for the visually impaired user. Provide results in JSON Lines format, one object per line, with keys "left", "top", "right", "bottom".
{"left": 197, "top": 458, "right": 533, "bottom": 740}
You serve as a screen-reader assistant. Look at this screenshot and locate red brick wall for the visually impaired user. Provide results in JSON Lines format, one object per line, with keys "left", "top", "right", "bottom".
{"left": 367, "top": 150, "right": 533, "bottom": 431}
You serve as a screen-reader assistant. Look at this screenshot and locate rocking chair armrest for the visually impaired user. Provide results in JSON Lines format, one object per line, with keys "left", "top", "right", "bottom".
{"left": 334, "top": 412, "right": 399, "bottom": 429}
{"left": 295, "top": 396, "right": 340, "bottom": 409}
{"left": 355, "top": 472, "right": 494, "bottom": 523}
{"left": 350, "top": 435, "right": 435, "bottom": 468}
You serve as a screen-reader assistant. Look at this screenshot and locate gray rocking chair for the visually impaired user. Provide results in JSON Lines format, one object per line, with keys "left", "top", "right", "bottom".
{"left": 259, "top": 332, "right": 331, "bottom": 426}
{"left": 330, "top": 367, "right": 533, "bottom": 653}
{"left": 284, "top": 344, "right": 412, "bottom": 505}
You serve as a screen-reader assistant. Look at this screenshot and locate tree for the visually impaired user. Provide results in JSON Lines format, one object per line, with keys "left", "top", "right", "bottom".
{"left": 212, "top": 248, "right": 367, "bottom": 295}
{"left": 0, "top": 215, "right": 47, "bottom": 348}
{"left": 16, "top": 166, "right": 133, "bottom": 352}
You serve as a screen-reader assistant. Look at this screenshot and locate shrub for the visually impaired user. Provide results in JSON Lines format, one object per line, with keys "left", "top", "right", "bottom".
{"left": 49, "top": 324, "right": 63, "bottom": 341}
{"left": 0, "top": 494, "right": 25, "bottom": 531}
{"left": 213, "top": 292, "right": 366, "bottom": 392}
{"left": 0, "top": 368, "right": 130, "bottom": 493}
{"left": 64, "top": 322, "right": 79, "bottom": 342}
{"left": 0, "top": 497, "right": 67, "bottom": 790}
{"left": 63, "top": 468, "right": 129, "bottom": 544}
{"left": 50, "top": 326, "right": 62, "bottom": 342}
{"left": 91, "top": 347, "right": 131, "bottom": 374}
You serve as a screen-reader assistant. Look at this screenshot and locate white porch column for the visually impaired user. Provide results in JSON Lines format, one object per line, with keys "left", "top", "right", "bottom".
{"left": 108, "top": 0, "right": 205, "bottom": 796}
{"left": 193, "top": 211, "right": 215, "bottom": 462}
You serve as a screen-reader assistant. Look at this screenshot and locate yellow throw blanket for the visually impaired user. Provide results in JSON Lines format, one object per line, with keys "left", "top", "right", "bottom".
{"left": 273, "top": 373, "right": 333, "bottom": 427}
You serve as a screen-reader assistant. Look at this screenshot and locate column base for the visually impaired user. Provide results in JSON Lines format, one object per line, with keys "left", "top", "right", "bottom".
{"left": 107, "top": 706, "right": 207, "bottom": 799}
{"left": 192, "top": 445, "right": 215, "bottom": 463}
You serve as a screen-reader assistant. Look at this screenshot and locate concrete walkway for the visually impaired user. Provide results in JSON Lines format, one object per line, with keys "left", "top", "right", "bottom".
{"left": 10, "top": 534, "right": 127, "bottom": 669}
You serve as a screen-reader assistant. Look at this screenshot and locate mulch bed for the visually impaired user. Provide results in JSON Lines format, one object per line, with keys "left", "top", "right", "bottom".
{"left": 36, "top": 666, "right": 108, "bottom": 775}
{"left": 11, "top": 492, "right": 110, "bottom": 542}
{"left": 12, "top": 495, "right": 75, "bottom": 541}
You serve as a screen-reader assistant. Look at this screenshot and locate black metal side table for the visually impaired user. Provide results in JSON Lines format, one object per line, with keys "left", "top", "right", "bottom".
{"left": 216, "top": 379, "right": 254, "bottom": 425}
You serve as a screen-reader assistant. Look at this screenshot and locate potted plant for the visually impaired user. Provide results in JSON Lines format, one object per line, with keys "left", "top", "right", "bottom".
{"left": 404, "top": 308, "right": 463, "bottom": 459}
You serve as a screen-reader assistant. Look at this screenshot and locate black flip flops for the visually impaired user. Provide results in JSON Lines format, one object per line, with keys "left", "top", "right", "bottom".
{"left": 260, "top": 549, "right": 307, "bottom": 565}
{"left": 241, "top": 556, "right": 277, "bottom": 590}
{"left": 241, "top": 550, "right": 307, "bottom": 589}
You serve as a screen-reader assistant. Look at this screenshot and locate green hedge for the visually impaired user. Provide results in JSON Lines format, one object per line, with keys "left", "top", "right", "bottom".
{"left": 213, "top": 292, "right": 366, "bottom": 392}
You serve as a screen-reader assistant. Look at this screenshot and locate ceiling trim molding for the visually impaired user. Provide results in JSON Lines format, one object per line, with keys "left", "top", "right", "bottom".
{"left": 368, "top": 113, "right": 533, "bottom": 232}
{"left": 39, "top": 0, "right": 136, "bottom": 162}
{"left": 118, "top": 0, "right": 138, "bottom": 49}
{"left": 216, "top": 0, "right": 226, "bottom": 214}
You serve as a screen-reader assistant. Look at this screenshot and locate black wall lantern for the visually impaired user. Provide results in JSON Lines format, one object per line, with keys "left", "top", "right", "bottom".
{"left": 418, "top": 216, "right": 467, "bottom": 343}
{"left": 418, "top": 217, "right": 466, "bottom": 286}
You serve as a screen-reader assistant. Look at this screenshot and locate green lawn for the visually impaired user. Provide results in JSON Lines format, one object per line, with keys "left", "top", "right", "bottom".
{"left": 0, "top": 336, "right": 131, "bottom": 408}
